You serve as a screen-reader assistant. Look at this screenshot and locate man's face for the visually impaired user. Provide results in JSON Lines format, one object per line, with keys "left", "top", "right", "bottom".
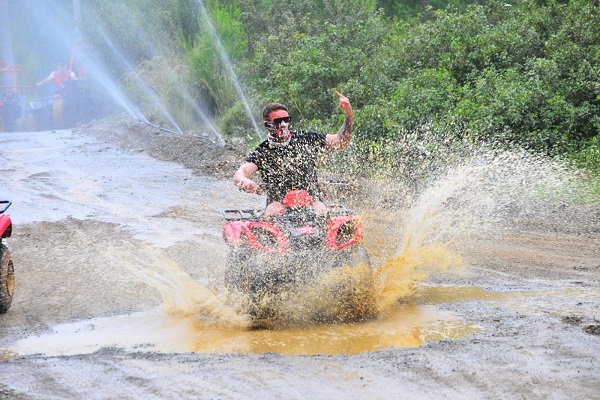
{"left": 265, "top": 109, "right": 290, "bottom": 128}
{"left": 265, "top": 109, "right": 292, "bottom": 145}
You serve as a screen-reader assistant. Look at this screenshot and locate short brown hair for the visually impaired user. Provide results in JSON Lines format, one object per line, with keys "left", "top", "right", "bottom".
{"left": 262, "top": 102, "right": 288, "bottom": 120}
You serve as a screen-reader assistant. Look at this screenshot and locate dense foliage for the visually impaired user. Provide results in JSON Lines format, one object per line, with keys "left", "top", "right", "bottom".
{"left": 211, "top": 0, "right": 599, "bottom": 176}
{"left": 8, "top": 0, "right": 598, "bottom": 178}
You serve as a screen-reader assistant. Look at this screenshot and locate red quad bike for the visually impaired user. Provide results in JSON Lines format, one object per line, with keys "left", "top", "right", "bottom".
{"left": 222, "top": 189, "right": 374, "bottom": 326}
{"left": 0, "top": 201, "right": 14, "bottom": 313}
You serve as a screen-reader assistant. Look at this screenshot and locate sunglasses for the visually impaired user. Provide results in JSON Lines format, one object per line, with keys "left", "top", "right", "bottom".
{"left": 272, "top": 116, "right": 291, "bottom": 125}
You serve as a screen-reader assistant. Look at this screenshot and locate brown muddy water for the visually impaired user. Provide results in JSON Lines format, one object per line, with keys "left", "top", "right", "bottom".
{"left": 3, "top": 298, "right": 478, "bottom": 357}
{"left": 4, "top": 287, "right": 483, "bottom": 357}
{"left": 5, "top": 280, "right": 596, "bottom": 357}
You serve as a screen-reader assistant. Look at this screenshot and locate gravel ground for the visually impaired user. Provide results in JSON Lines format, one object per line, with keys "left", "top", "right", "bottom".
{"left": 0, "top": 117, "right": 598, "bottom": 400}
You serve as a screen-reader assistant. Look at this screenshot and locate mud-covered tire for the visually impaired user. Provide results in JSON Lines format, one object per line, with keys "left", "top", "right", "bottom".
{"left": 333, "top": 245, "right": 377, "bottom": 322}
{"left": 0, "top": 245, "right": 15, "bottom": 313}
{"left": 224, "top": 251, "right": 272, "bottom": 324}
{"left": 245, "top": 258, "right": 277, "bottom": 321}
{"left": 354, "top": 245, "right": 371, "bottom": 268}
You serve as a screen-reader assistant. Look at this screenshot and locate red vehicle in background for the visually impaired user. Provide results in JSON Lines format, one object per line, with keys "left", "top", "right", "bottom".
{"left": 0, "top": 200, "right": 14, "bottom": 313}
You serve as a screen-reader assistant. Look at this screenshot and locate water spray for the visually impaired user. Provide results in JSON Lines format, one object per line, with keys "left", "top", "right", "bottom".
{"left": 195, "top": 0, "right": 263, "bottom": 142}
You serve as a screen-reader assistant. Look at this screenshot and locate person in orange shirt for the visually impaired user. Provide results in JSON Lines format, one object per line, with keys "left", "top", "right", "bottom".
{"left": 36, "top": 62, "right": 77, "bottom": 88}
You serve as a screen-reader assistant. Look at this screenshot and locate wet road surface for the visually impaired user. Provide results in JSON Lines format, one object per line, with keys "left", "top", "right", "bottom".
{"left": 0, "top": 128, "right": 599, "bottom": 399}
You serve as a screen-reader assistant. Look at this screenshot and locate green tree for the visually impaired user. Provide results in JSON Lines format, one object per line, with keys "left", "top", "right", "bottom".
{"left": 184, "top": 0, "right": 248, "bottom": 117}
{"left": 243, "top": 2, "right": 386, "bottom": 125}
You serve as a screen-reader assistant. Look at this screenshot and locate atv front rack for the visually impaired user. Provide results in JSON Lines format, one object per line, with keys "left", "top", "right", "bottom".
{"left": 222, "top": 204, "right": 353, "bottom": 222}
{"left": 222, "top": 209, "right": 263, "bottom": 221}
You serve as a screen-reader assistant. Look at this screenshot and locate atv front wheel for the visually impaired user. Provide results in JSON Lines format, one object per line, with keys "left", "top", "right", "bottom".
{"left": 336, "top": 245, "right": 371, "bottom": 269}
{"left": 0, "top": 245, "right": 15, "bottom": 313}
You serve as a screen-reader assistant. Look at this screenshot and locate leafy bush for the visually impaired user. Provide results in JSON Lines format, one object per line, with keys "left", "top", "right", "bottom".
{"left": 345, "top": 0, "right": 599, "bottom": 156}
{"left": 242, "top": 2, "right": 387, "bottom": 125}
{"left": 183, "top": 0, "right": 248, "bottom": 118}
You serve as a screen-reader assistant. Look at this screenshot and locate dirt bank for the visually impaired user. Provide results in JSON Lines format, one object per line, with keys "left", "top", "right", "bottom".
{"left": 0, "top": 117, "right": 598, "bottom": 399}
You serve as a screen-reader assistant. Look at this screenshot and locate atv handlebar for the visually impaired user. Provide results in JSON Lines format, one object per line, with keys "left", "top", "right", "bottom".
{"left": 0, "top": 201, "right": 12, "bottom": 214}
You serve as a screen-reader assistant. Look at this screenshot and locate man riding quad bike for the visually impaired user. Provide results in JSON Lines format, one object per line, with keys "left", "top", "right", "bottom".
{"left": 225, "top": 93, "right": 376, "bottom": 327}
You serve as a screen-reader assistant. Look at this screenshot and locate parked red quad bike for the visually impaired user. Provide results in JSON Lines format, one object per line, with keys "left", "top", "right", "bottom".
{"left": 0, "top": 201, "right": 14, "bottom": 313}
{"left": 222, "top": 189, "right": 376, "bottom": 327}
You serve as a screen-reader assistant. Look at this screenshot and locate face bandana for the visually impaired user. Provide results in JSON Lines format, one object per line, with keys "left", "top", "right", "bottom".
{"left": 267, "top": 121, "right": 291, "bottom": 147}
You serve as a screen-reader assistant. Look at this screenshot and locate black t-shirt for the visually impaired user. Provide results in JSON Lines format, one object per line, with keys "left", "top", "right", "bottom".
{"left": 246, "top": 130, "right": 327, "bottom": 203}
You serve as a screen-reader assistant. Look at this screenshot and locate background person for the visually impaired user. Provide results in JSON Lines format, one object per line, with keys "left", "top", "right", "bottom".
{"left": 36, "top": 62, "right": 77, "bottom": 89}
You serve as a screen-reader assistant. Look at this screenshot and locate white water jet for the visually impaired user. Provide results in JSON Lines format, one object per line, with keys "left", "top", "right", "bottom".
{"left": 195, "top": 0, "right": 263, "bottom": 141}
{"left": 94, "top": 16, "right": 223, "bottom": 142}
{"left": 97, "top": 29, "right": 185, "bottom": 135}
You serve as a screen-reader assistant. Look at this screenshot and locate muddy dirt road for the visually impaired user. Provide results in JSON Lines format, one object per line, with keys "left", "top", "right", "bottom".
{"left": 0, "top": 121, "right": 599, "bottom": 399}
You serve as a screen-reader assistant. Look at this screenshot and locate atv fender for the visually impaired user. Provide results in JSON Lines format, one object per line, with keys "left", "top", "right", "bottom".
{"left": 223, "top": 220, "right": 291, "bottom": 253}
{"left": 0, "top": 215, "right": 11, "bottom": 238}
{"left": 326, "top": 215, "right": 362, "bottom": 251}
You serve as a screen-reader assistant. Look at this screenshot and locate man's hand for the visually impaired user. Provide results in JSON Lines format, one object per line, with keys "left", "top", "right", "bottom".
{"left": 335, "top": 91, "right": 352, "bottom": 117}
{"left": 237, "top": 177, "right": 258, "bottom": 193}
{"left": 325, "top": 91, "right": 353, "bottom": 151}
{"left": 233, "top": 162, "right": 259, "bottom": 193}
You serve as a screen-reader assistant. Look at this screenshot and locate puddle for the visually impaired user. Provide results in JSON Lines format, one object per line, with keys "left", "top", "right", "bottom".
{"left": 495, "top": 287, "right": 600, "bottom": 316}
{"left": 4, "top": 292, "right": 481, "bottom": 357}
{"left": 4, "top": 281, "right": 598, "bottom": 358}
{"left": 1, "top": 243, "right": 486, "bottom": 357}
{"left": 0, "top": 350, "right": 17, "bottom": 360}
{"left": 414, "top": 284, "right": 507, "bottom": 303}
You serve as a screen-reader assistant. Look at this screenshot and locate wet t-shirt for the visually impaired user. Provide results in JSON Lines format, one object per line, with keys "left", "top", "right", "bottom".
{"left": 246, "top": 130, "right": 327, "bottom": 203}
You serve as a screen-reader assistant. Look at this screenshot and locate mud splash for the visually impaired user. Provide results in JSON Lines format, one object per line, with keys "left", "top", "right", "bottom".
{"left": 5, "top": 285, "right": 486, "bottom": 357}
{"left": 8, "top": 282, "right": 596, "bottom": 357}
{"left": 115, "top": 242, "right": 250, "bottom": 328}
{"left": 2, "top": 239, "right": 478, "bottom": 356}
{"left": 5, "top": 148, "right": 590, "bottom": 357}
{"left": 362, "top": 146, "right": 585, "bottom": 314}
{"left": 374, "top": 243, "right": 463, "bottom": 313}
{"left": 110, "top": 240, "right": 463, "bottom": 330}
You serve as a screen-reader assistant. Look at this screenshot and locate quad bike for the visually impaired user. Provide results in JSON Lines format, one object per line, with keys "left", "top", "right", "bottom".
{"left": 0, "top": 201, "right": 14, "bottom": 313}
{"left": 222, "top": 189, "right": 375, "bottom": 327}
{"left": 30, "top": 79, "right": 105, "bottom": 131}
